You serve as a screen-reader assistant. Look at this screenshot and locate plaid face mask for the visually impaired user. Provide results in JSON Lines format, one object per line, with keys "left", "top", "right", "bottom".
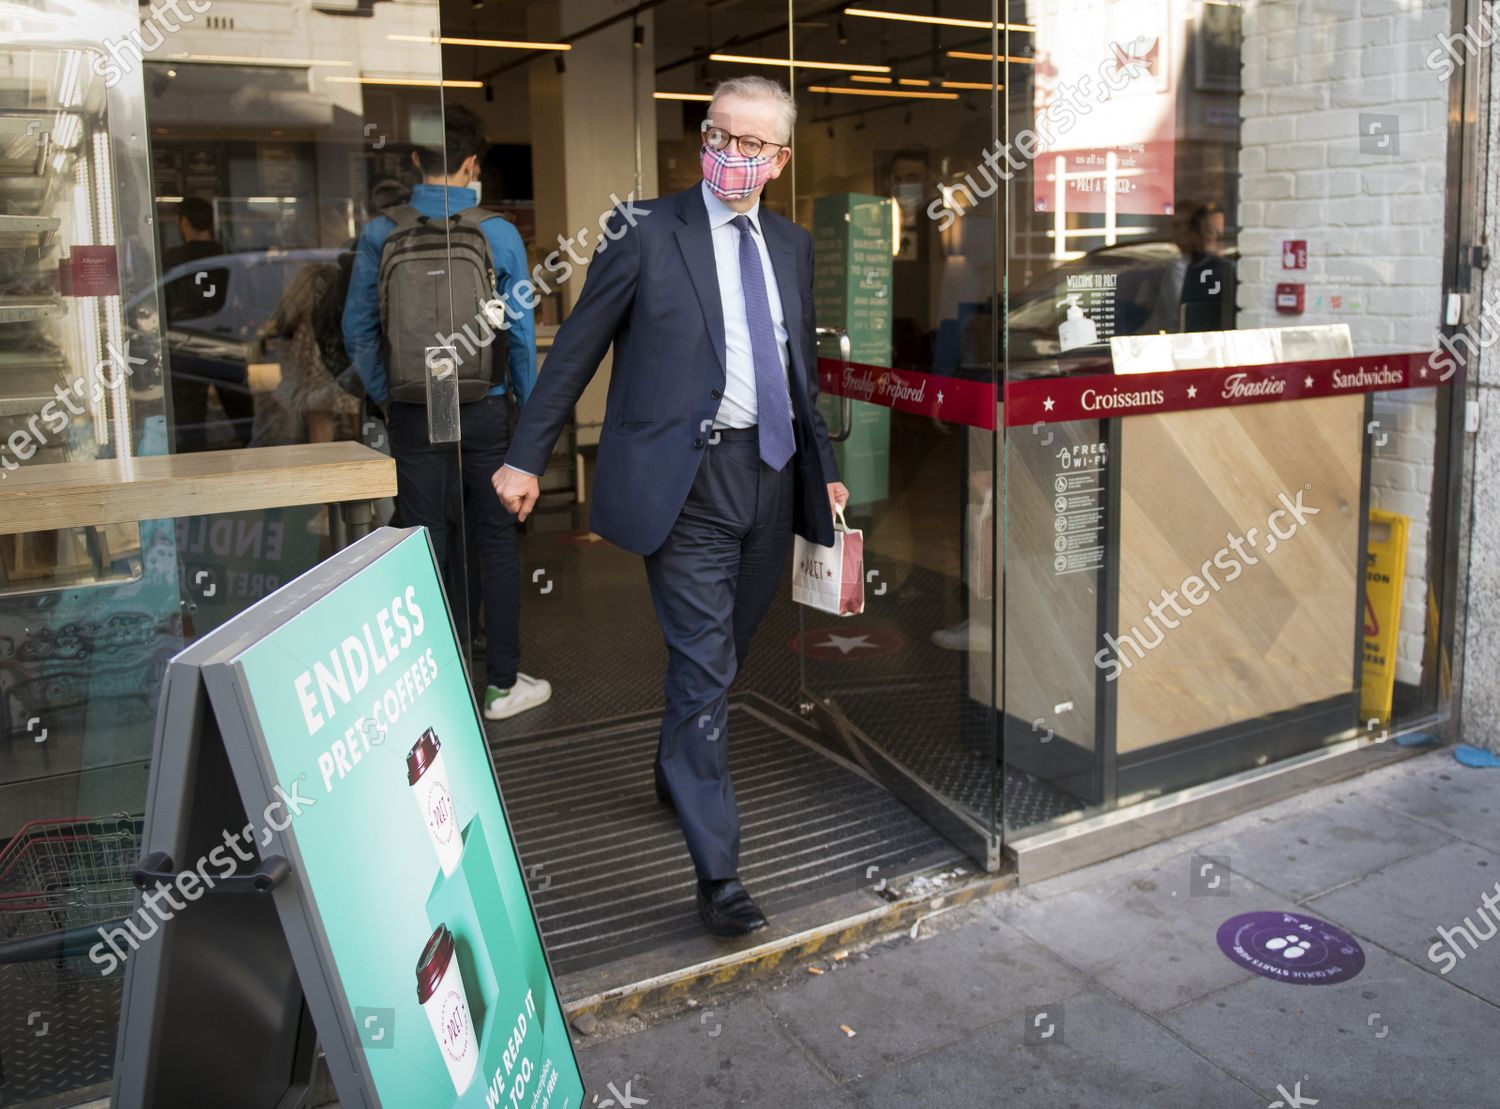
{"left": 701, "top": 143, "right": 775, "bottom": 201}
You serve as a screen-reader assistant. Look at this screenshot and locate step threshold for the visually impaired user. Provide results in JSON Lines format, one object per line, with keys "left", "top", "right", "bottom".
{"left": 557, "top": 861, "right": 1016, "bottom": 1023}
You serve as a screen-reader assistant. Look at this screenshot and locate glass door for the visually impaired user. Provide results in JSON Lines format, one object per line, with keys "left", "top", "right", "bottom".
{"left": 787, "top": 2, "right": 1005, "bottom": 869}
{"left": 0, "top": 1, "right": 459, "bottom": 1102}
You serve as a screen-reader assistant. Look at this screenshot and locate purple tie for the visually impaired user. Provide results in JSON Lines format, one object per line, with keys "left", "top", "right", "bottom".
{"left": 732, "top": 215, "right": 795, "bottom": 471}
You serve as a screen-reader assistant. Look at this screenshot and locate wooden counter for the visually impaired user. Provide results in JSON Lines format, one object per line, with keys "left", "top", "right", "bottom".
{"left": 0, "top": 442, "right": 396, "bottom": 535}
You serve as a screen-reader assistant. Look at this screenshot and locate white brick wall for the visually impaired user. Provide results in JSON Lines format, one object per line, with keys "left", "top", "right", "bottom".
{"left": 1238, "top": 0, "right": 1451, "bottom": 685}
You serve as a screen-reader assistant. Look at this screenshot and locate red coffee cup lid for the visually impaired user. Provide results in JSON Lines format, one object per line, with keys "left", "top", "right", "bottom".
{"left": 415, "top": 922, "right": 454, "bottom": 1004}
{"left": 407, "top": 728, "right": 441, "bottom": 785}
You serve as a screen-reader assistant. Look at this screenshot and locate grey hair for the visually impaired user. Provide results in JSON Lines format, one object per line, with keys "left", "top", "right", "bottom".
{"left": 709, "top": 76, "right": 797, "bottom": 143}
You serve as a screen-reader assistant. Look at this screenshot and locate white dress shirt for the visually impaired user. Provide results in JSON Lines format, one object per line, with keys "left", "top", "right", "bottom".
{"left": 701, "top": 181, "right": 793, "bottom": 430}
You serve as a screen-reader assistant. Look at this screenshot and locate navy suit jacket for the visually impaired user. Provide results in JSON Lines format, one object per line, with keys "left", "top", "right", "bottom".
{"left": 506, "top": 184, "right": 841, "bottom": 556}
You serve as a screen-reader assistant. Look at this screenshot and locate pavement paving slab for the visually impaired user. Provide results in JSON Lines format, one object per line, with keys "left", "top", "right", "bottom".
{"left": 1161, "top": 940, "right": 1500, "bottom": 1109}
{"left": 575, "top": 991, "right": 859, "bottom": 1109}
{"left": 1349, "top": 755, "right": 1500, "bottom": 854}
{"left": 758, "top": 915, "right": 1090, "bottom": 1083}
{"left": 1194, "top": 788, "right": 1454, "bottom": 901}
{"left": 994, "top": 849, "right": 1289, "bottom": 1015}
{"left": 1308, "top": 837, "right": 1500, "bottom": 1005}
{"left": 846, "top": 988, "right": 1255, "bottom": 1109}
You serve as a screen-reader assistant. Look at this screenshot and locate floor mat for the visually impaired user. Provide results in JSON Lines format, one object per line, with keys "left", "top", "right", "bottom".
{"left": 493, "top": 702, "right": 960, "bottom": 976}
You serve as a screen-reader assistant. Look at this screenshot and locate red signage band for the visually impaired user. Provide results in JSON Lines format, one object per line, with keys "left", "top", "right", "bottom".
{"left": 817, "top": 351, "right": 1449, "bottom": 430}
{"left": 817, "top": 357, "right": 998, "bottom": 430}
{"left": 1004, "top": 351, "right": 1447, "bottom": 427}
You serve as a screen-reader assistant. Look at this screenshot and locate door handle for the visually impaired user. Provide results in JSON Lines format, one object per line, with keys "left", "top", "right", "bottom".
{"left": 815, "top": 326, "right": 854, "bottom": 442}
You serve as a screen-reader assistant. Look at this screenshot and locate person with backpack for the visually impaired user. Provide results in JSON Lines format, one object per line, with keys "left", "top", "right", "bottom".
{"left": 342, "top": 105, "right": 551, "bottom": 721}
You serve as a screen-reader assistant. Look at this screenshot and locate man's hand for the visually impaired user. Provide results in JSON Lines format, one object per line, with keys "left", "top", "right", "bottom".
{"left": 493, "top": 464, "right": 540, "bottom": 522}
{"left": 828, "top": 482, "right": 850, "bottom": 516}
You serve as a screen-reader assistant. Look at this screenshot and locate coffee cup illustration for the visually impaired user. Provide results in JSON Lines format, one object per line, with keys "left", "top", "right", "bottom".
{"left": 416, "top": 923, "right": 479, "bottom": 1094}
{"left": 408, "top": 728, "right": 462, "bottom": 877}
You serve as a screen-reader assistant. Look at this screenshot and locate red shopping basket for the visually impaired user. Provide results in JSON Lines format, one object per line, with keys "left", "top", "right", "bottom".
{"left": 0, "top": 815, "right": 141, "bottom": 981}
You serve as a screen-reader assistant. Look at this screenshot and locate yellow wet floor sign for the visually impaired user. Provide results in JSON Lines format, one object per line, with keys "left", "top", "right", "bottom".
{"left": 1362, "top": 509, "right": 1409, "bottom": 725}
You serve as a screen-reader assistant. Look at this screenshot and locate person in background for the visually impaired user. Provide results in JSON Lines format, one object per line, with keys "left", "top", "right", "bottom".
{"left": 1178, "top": 202, "right": 1236, "bottom": 333}
{"left": 343, "top": 105, "right": 551, "bottom": 721}
{"left": 254, "top": 263, "right": 360, "bottom": 447}
{"left": 162, "top": 196, "right": 221, "bottom": 273}
{"left": 1144, "top": 201, "right": 1236, "bottom": 335}
{"left": 162, "top": 197, "right": 242, "bottom": 450}
{"left": 369, "top": 177, "right": 411, "bottom": 218}
{"left": 492, "top": 76, "right": 849, "bottom": 937}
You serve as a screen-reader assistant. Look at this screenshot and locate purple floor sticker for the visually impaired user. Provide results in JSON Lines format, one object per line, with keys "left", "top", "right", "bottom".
{"left": 1216, "top": 910, "right": 1366, "bottom": 985}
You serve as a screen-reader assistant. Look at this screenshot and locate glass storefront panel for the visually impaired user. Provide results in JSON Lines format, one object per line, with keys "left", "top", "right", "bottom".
{"left": 0, "top": 0, "right": 453, "bottom": 1100}
{"left": 998, "top": 0, "right": 1459, "bottom": 837}
{"left": 770, "top": 3, "right": 1004, "bottom": 862}
{"left": 0, "top": 9, "right": 179, "bottom": 1103}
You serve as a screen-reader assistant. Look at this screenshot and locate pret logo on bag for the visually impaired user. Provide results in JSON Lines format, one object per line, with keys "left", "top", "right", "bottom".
{"left": 799, "top": 557, "right": 834, "bottom": 580}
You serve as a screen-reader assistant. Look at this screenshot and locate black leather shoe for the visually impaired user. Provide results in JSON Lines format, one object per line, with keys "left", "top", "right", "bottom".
{"left": 696, "top": 879, "right": 768, "bottom": 937}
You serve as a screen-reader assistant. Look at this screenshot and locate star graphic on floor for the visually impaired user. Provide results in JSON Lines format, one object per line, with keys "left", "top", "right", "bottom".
{"left": 1043, "top": 396, "right": 1055, "bottom": 412}
{"left": 815, "top": 633, "right": 879, "bottom": 655}
{"left": 937, "top": 389, "right": 945, "bottom": 405}
{"left": 1186, "top": 384, "right": 1198, "bottom": 399}
{"left": 1304, "top": 375, "right": 1314, "bottom": 388}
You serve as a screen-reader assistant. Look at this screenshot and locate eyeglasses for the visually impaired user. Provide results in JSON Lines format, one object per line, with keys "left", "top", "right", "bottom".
{"left": 701, "top": 121, "right": 787, "bottom": 159}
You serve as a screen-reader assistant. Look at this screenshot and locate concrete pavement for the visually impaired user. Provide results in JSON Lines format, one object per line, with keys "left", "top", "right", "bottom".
{"left": 572, "top": 750, "right": 1500, "bottom": 1108}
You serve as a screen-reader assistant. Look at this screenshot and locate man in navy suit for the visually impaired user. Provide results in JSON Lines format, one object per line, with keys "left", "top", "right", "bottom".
{"left": 493, "top": 76, "right": 849, "bottom": 937}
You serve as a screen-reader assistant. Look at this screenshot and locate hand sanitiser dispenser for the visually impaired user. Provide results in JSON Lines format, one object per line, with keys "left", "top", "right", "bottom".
{"left": 1058, "top": 294, "right": 1099, "bottom": 353}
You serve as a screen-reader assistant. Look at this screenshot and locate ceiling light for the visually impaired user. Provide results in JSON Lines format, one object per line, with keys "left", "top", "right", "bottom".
{"left": 805, "top": 84, "right": 958, "bottom": 100}
{"left": 653, "top": 91, "right": 713, "bottom": 101}
{"left": 947, "top": 50, "right": 1035, "bottom": 64}
{"left": 161, "top": 53, "right": 352, "bottom": 67}
{"left": 844, "top": 7, "right": 1035, "bottom": 32}
{"left": 326, "top": 76, "right": 484, "bottom": 88}
{"left": 387, "top": 34, "right": 571, "bottom": 50}
{"left": 709, "top": 52, "right": 891, "bottom": 73}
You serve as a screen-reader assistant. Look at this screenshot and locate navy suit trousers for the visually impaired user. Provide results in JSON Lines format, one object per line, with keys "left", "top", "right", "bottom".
{"left": 644, "top": 431, "right": 794, "bottom": 880}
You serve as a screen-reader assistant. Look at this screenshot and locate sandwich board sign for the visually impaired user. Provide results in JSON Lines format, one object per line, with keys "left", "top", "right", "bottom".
{"left": 113, "top": 527, "right": 585, "bottom": 1109}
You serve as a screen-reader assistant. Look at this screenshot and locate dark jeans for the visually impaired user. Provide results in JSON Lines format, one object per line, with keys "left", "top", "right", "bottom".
{"left": 171, "top": 377, "right": 253, "bottom": 452}
{"left": 644, "top": 430, "right": 794, "bottom": 880}
{"left": 388, "top": 395, "right": 520, "bottom": 689}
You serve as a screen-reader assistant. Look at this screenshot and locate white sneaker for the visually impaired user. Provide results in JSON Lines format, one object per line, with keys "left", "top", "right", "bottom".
{"left": 930, "top": 619, "right": 971, "bottom": 651}
{"left": 484, "top": 673, "right": 552, "bottom": 720}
